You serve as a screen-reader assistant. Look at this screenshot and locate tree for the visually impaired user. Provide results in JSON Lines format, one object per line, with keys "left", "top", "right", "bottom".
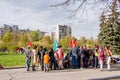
{"left": 52, "top": 0, "right": 120, "bottom": 19}
{"left": 1, "top": 30, "right": 12, "bottom": 51}
{"left": 1, "top": 31, "right": 20, "bottom": 52}
{"left": 98, "top": 0, "right": 120, "bottom": 54}
{"left": 98, "top": 12, "right": 107, "bottom": 46}
{"left": 59, "top": 34, "right": 74, "bottom": 51}
{"left": 39, "top": 36, "right": 53, "bottom": 49}
{"left": 78, "top": 36, "right": 86, "bottom": 46}
{"left": 18, "top": 32, "right": 29, "bottom": 47}
{"left": 10, "top": 32, "right": 20, "bottom": 52}
{"left": 59, "top": 37, "right": 69, "bottom": 50}
{"left": 30, "top": 31, "right": 40, "bottom": 42}
{"left": 86, "top": 37, "right": 94, "bottom": 47}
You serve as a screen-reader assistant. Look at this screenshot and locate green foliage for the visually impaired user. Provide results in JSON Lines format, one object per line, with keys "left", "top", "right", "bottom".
{"left": 59, "top": 35, "right": 97, "bottom": 51}
{"left": 1, "top": 31, "right": 19, "bottom": 52}
{"left": 86, "top": 37, "right": 94, "bottom": 47}
{"left": 30, "top": 31, "right": 40, "bottom": 42}
{"left": 59, "top": 34, "right": 73, "bottom": 51}
{"left": 78, "top": 37, "right": 98, "bottom": 47}
{"left": 38, "top": 35, "right": 53, "bottom": 49}
{"left": 78, "top": 36, "right": 86, "bottom": 46}
{"left": 98, "top": 0, "right": 120, "bottom": 54}
{"left": 42, "top": 36, "right": 53, "bottom": 44}
{"left": 2, "top": 31, "right": 12, "bottom": 42}
{"left": 2, "top": 30, "right": 12, "bottom": 47}
{"left": 18, "top": 32, "right": 30, "bottom": 47}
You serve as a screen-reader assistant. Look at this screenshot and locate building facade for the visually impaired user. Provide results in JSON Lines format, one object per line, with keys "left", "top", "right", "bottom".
{"left": 0, "top": 24, "right": 47, "bottom": 38}
{"left": 54, "top": 25, "right": 71, "bottom": 41}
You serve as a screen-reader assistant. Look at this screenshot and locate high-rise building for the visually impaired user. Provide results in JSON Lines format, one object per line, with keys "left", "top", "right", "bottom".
{"left": 54, "top": 25, "right": 71, "bottom": 41}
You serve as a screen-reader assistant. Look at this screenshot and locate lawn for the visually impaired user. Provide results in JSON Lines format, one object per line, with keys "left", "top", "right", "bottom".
{"left": 0, "top": 52, "right": 25, "bottom": 67}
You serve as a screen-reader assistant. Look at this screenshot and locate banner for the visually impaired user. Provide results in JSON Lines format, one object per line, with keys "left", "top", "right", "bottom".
{"left": 53, "top": 40, "right": 58, "bottom": 51}
{"left": 27, "top": 42, "right": 33, "bottom": 47}
{"left": 69, "top": 39, "right": 78, "bottom": 48}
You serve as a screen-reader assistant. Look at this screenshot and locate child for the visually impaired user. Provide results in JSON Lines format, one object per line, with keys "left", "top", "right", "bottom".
{"left": 44, "top": 51, "right": 50, "bottom": 72}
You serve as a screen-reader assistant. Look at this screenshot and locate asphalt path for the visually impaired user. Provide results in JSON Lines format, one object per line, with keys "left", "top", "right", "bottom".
{"left": 0, "top": 63, "right": 120, "bottom": 80}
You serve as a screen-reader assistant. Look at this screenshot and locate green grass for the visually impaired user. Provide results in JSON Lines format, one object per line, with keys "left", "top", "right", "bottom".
{"left": 0, "top": 52, "right": 25, "bottom": 67}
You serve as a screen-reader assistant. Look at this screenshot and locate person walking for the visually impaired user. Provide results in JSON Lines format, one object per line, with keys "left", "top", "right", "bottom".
{"left": 98, "top": 47, "right": 105, "bottom": 71}
{"left": 105, "top": 46, "right": 112, "bottom": 71}
{"left": 37, "top": 46, "right": 45, "bottom": 71}
{"left": 31, "top": 45, "right": 37, "bottom": 71}
{"left": 24, "top": 46, "right": 31, "bottom": 71}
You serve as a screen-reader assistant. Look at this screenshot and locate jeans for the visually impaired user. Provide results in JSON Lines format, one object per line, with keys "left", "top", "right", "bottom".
{"left": 85, "top": 57, "right": 89, "bottom": 68}
{"left": 26, "top": 59, "right": 31, "bottom": 70}
{"left": 94, "top": 56, "right": 98, "bottom": 68}
{"left": 72, "top": 55, "right": 77, "bottom": 69}
{"left": 50, "top": 57, "right": 56, "bottom": 70}
{"left": 40, "top": 59, "right": 44, "bottom": 71}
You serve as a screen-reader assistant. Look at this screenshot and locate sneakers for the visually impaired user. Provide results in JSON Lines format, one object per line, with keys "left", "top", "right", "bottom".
{"left": 44, "top": 68, "right": 49, "bottom": 72}
{"left": 100, "top": 69, "right": 103, "bottom": 71}
{"left": 107, "top": 69, "right": 111, "bottom": 71}
{"left": 27, "top": 68, "right": 29, "bottom": 71}
{"left": 32, "top": 65, "right": 36, "bottom": 71}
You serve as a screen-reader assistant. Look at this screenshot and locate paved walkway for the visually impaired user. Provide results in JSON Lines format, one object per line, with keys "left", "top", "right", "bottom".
{"left": 0, "top": 63, "right": 120, "bottom": 80}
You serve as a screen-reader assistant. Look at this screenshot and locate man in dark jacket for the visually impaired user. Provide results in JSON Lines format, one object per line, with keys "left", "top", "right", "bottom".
{"left": 49, "top": 47, "right": 56, "bottom": 70}
{"left": 38, "top": 46, "right": 45, "bottom": 71}
{"left": 83, "top": 46, "right": 89, "bottom": 68}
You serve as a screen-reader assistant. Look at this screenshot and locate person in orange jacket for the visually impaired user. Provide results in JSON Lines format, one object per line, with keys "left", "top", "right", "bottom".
{"left": 44, "top": 51, "right": 50, "bottom": 72}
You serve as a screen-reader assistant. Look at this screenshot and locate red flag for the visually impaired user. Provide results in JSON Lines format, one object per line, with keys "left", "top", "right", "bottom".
{"left": 74, "top": 39, "right": 78, "bottom": 46}
{"left": 69, "top": 39, "right": 78, "bottom": 48}
{"left": 27, "top": 42, "right": 33, "bottom": 47}
{"left": 69, "top": 40, "right": 73, "bottom": 48}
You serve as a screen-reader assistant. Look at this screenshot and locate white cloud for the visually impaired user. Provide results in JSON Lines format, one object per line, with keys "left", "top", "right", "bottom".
{"left": 0, "top": 0, "right": 100, "bottom": 39}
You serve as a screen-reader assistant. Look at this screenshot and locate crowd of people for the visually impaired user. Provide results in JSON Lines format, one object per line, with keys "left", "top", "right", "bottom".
{"left": 24, "top": 44, "right": 113, "bottom": 72}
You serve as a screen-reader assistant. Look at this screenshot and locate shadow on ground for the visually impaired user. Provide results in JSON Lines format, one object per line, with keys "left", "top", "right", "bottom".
{"left": 89, "top": 76, "right": 120, "bottom": 80}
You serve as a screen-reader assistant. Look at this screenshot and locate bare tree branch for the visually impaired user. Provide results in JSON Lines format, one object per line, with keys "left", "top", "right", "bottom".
{"left": 70, "top": 0, "right": 87, "bottom": 17}
{"left": 51, "top": 0, "right": 120, "bottom": 21}
{"left": 50, "top": 0, "right": 71, "bottom": 7}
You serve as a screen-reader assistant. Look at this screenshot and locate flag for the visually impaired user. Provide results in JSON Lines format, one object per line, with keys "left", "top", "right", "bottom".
{"left": 27, "top": 42, "right": 33, "bottom": 47}
{"left": 69, "top": 39, "right": 78, "bottom": 48}
{"left": 69, "top": 40, "right": 73, "bottom": 48}
{"left": 74, "top": 39, "right": 78, "bottom": 46}
{"left": 53, "top": 40, "right": 58, "bottom": 51}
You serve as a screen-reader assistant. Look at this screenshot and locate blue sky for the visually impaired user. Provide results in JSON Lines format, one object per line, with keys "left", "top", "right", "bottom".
{"left": 0, "top": 0, "right": 101, "bottom": 39}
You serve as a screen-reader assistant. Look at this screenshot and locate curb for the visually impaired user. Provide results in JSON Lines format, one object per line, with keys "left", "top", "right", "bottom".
{"left": 3, "top": 66, "right": 25, "bottom": 70}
